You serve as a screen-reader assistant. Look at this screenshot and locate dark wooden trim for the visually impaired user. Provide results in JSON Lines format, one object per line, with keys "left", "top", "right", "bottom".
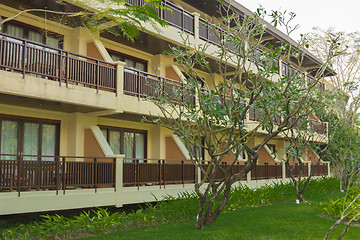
{"left": 0, "top": 116, "right": 60, "bottom": 159}
{"left": 99, "top": 125, "right": 147, "bottom": 159}
{"left": 98, "top": 125, "right": 147, "bottom": 134}
{"left": 0, "top": 114, "right": 61, "bottom": 124}
{"left": 107, "top": 49, "right": 148, "bottom": 71}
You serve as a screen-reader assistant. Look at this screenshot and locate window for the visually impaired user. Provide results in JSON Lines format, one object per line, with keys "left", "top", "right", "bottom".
{"left": 0, "top": 116, "right": 60, "bottom": 160}
{"left": 2, "top": 21, "right": 63, "bottom": 48}
{"left": 109, "top": 51, "right": 147, "bottom": 72}
{"left": 100, "top": 126, "right": 147, "bottom": 162}
{"left": 268, "top": 144, "right": 276, "bottom": 154}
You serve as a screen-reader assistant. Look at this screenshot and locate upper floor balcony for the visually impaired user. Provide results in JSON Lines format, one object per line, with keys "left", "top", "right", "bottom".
{"left": 0, "top": 32, "right": 117, "bottom": 93}
{"left": 0, "top": 27, "right": 328, "bottom": 137}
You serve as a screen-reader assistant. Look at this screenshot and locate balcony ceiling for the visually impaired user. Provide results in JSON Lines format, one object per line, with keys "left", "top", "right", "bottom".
{"left": 182, "top": 0, "right": 335, "bottom": 77}
{"left": 101, "top": 30, "right": 235, "bottom": 74}
{"left": 0, "top": 0, "right": 85, "bottom": 28}
{"left": 0, "top": 93, "right": 105, "bottom": 113}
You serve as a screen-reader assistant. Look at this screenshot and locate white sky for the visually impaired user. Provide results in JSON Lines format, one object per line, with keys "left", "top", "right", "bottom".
{"left": 237, "top": 0, "right": 360, "bottom": 37}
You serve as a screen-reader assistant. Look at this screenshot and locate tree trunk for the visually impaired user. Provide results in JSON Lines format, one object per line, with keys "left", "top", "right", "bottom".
{"left": 295, "top": 180, "right": 307, "bottom": 203}
{"left": 195, "top": 180, "right": 232, "bottom": 229}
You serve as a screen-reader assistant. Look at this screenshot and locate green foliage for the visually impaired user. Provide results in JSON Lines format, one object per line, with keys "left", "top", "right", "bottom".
{"left": 81, "top": 0, "right": 168, "bottom": 42}
{"left": 225, "top": 176, "right": 338, "bottom": 212}
{"left": 2, "top": 177, "right": 338, "bottom": 239}
{"left": 320, "top": 186, "right": 360, "bottom": 221}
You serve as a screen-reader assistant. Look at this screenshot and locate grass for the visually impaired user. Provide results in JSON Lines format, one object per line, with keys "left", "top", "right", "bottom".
{"left": 86, "top": 192, "right": 360, "bottom": 240}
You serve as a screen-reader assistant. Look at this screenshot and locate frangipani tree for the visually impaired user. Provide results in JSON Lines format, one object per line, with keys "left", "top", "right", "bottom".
{"left": 147, "top": 6, "right": 339, "bottom": 229}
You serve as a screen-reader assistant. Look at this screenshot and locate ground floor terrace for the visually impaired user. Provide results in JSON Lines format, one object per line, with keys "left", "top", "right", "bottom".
{"left": 0, "top": 104, "right": 329, "bottom": 215}
{"left": 0, "top": 154, "right": 329, "bottom": 216}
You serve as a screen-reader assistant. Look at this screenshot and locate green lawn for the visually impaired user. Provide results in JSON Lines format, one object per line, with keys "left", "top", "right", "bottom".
{"left": 86, "top": 193, "right": 360, "bottom": 240}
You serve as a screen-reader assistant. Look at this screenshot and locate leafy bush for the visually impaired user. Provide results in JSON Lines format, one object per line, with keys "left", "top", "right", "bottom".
{"left": 320, "top": 186, "right": 360, "bottom": 220}
{"left": 225, "top": 176, "right": 338, "bottom": 212}
{"left": 3, "top": 177, "right": 338, "bottom": 239}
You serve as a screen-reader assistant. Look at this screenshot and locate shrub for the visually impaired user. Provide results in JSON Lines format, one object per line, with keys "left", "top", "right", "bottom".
{"left": 3, "top": 177, "right": 338, "bottom": 239}
{"left": 320, "top": 186, "right": 360, "bottom": 220}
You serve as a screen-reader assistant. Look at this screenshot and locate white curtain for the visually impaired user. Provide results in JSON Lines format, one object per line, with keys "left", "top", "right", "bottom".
{"left": 101, "top": 129, "right": 108, "bottom": 139}
{"left": 41, "top": 124, "right": 56, "bottom": 161}
{"left": 6, "top": 24, "right": 23, "bottom": 38}
{"left": 23, "top": 123, "right": 39, "bottom": 160}
{"left": 109, "top": 130, "right": 121, "bottom": 155}
{"left": 124, "top": 132, "right": 134, "bottom": 163}
{"left": 46, "top": 36, "right": 59, "bottom": 48}
{"left": 110, "top": 53, "right": 122, "bottom": 62}
{"left": 135, "top": 62, "right": 146, "bottom": 71}
{"left": 1, "top": 120, "right": 18, "bottom": 160}
{"left": 135, "top": 133, "right": 144, "bottom": 163}
{"left": 28, "top": 30, "right": 43, "bottom": 44}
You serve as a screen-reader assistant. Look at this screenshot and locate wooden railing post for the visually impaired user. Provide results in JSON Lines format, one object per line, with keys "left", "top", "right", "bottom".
{"left": 158, "top": 160, "right": 161, "bottom": 189}
{"left": 96, "top": 60, "right": 100, "bottom": 93}
{"left": 59, "top": 50, "right": 63, "bottom": 86}
{"left": 65, "top": 52, "right": 69, "bottom": 88}
{"left": 17, "top": 153, "right": 22, "bottom": 197}
{"left": 62, "top": 157, "right": 66, "bottom": 194}
{"left": 162, "top": 160, "right": 166, "bottom": 189}
{"left": 137, "top": 70, "right": 141, "bottom": 100}
{"left": 94, "top": 157, "right": 98, "bottom": 193}
{"left": 181, "top": 160, "right": 184, "bottom": 187}
{"left": 55, "top": 156, "right": 59, "bottom": 195}
{"left": 22, "top": 40, "right": 27, "bottom": 79}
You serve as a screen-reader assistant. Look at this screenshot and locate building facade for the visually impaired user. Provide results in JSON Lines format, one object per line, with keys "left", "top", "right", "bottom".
{"left": 0, "top": 0, "right": 330, "bottom": 215}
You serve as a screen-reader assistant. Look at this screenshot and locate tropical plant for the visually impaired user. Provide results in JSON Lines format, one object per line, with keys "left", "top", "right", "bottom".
{"left": 145, "top": 5, "right": 340, "bottom": 228}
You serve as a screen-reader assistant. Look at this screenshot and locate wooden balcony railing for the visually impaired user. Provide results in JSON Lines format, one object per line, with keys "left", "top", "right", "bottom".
{"left": 123, "top": 158, "right": 196, "bottom": 188}
{"left": 123, "top": 67, "right": 195, "bottom": 104}
{"left": 309, "top": 120, "right": 327, "bottom": 135}
{"left": 306, "top": 75, "right": 326, "bottom": 91}
{"left": 312, "top": 164, "right": 329, "bottom": 176}
{"left": 248, "top": 107, "right": 327, "bottom": 135}
{"left": 199, "top": 18, "right": 226, "bottom": 46}
{"left": 201, "top": 161, "right": 247, "bottom": 182}
{"left": 0, "top": 154, "right": 116, "bottom": 196}
{"left": 251, "top": 163, "right": 283, "bottom": 180}
{"left": 0, "top": 32, "right": 117, "bottom": 93}
{"left": 249, "top": 106, "right": 261, "bottom": 121}
{"left": 127, "top": 0, "right": 194, "bottom": 35}
{"left": 285, "top": 163, "right": 309, "bottom": 178}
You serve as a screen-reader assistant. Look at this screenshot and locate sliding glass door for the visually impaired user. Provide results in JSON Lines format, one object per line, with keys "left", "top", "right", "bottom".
{"left": 0, "top": 117, "right": 59, "bottom": 160}
{"left": 101, "top": 126, "right": 146, "bottom": 162}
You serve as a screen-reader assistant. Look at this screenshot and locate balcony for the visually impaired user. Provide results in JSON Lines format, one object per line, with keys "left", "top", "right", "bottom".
{"left": 0, "top": 153, "right": 329, "bottom": 215}
{"left": 123, "top": 66, "right": 195, "bottom": 104}
{"left": 248, "top": 106, "right": 328, "bottom": 135}
{"left": 0, "top": 154, "right": 329, "bottom": 195}
{"left": 0, "top": 155, "right": 116, "bottom": 195}
{"left": 127, "top": 0, "right": 195, "bottom": 35}
{"left": 0, "top": 32, "right": 117, "bottom": 93}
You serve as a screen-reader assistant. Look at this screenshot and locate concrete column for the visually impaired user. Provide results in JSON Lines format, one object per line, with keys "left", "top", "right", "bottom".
{"left": 193, "top": 12, "right": 200, "bottom": 46}
{"left": 197, "top": 165, "right": 202, "bottom": 184}
{"left": 67, "top": 113, "right": 97, "bottom": 158}
{"left": 149, "top": 125, "right": 162, "bottom": 159}
{"left": 308, "top": 163, "right": 311, "bottom": 177}
{"left": 282, "top": 162, "right": 286, "bottom": 180}
{"left": 115, "top": 154, "right": 125, "bottom": 208}
{"left": 247, "top": 171, "right": 251, "bottom": 183}
{"left": 114, "top": 61, "right": 125, "bottom": 99}
{"left": 92, "top": 38, "right": 113, "bottom": 62}
{"left": 69, "top": 27, "right": 93, "bottom": 55}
